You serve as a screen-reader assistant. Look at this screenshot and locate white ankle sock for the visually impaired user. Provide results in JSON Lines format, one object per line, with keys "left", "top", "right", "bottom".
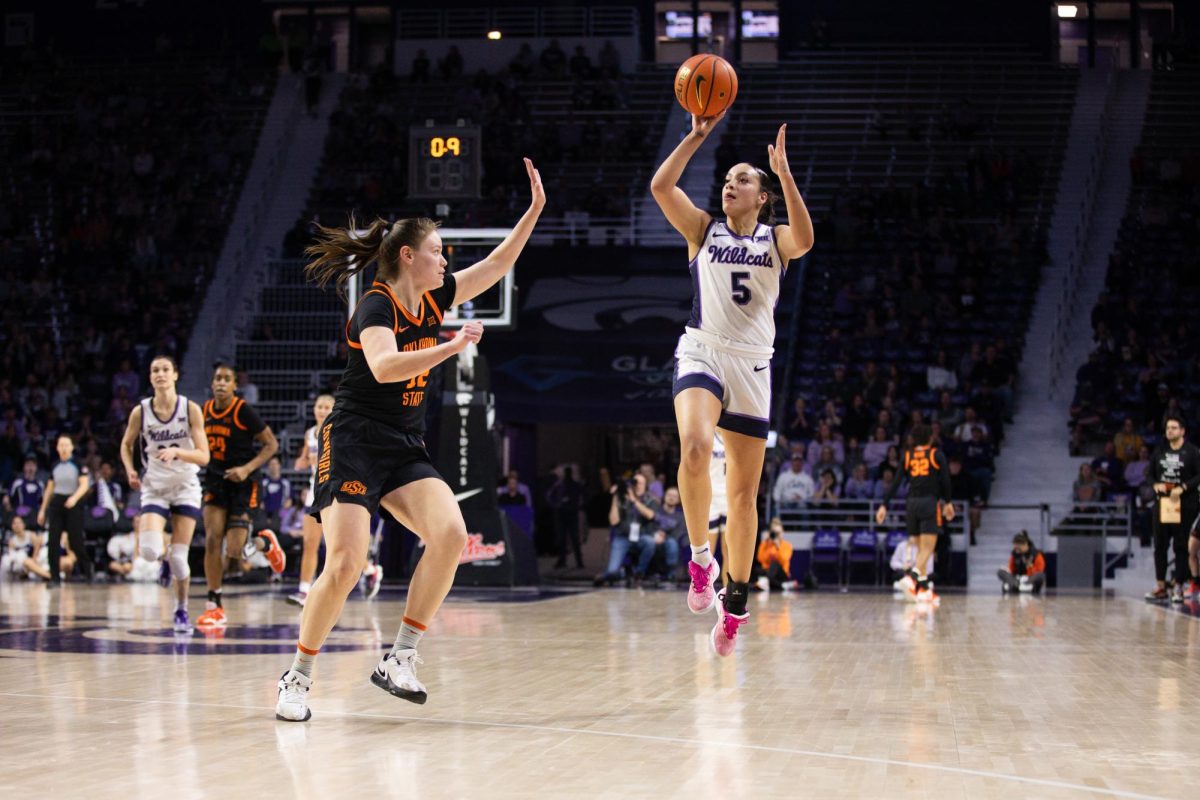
{"left": 298, "top": 581, "right": 311, "bottom": 594}
{"left": 691, "top": 545, "right": 712, "bottom": 568}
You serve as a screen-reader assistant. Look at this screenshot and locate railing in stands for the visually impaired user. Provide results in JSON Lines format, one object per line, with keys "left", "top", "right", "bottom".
{"left": 397, "top": 6, "right": 637, "bottom": 39}
{"left": 1047, "top": 70, "right": 1116, "bottom": 400}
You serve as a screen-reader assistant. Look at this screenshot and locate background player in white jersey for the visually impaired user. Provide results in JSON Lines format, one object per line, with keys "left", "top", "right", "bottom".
{"left": 287, "top": 394, "right": 334, "bottom": 607}
{"left": 652, "top": 117, "right": 813, "bottom": 657}
{"left": 119, "top": 356, "right": 210, "bottom": 632}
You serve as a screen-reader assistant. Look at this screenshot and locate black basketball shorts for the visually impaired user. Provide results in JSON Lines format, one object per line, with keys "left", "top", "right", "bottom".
{"left": 310, "top": 409, "right": 441, "bottom": 521}
{"left": 905, "top": 495, "right": 944, "bottom": 538}
{"left": 202, "top": 472, "right": 260, "bottom": 523}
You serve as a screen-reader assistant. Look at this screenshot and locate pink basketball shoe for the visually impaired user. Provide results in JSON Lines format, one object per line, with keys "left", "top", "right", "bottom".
{"left": 687, "top": 558, "right": 719, "bottom": 614}
{"left": 711, "top": 589, "right": 749, "bottom": 657}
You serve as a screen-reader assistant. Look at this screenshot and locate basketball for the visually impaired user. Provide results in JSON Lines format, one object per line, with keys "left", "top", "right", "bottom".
{"left": 673, "top": 54, "right": 738, "bottom": 117}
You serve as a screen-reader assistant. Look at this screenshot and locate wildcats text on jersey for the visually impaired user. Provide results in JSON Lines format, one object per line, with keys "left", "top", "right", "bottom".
{"left": 706, "top": 245, "right": 774, "bottom": 267}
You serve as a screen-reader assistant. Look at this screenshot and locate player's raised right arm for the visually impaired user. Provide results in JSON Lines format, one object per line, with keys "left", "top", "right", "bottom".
{"left": 650, "top": 112, "right": 724, "bottom": 247}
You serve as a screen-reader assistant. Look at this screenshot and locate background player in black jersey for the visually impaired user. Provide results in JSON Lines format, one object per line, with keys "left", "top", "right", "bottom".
{"left": 274, "top": 157, "right": 544, "bottom": 722}
{"left": 196, "top": 362, "right": 282, "bottom": 628}
{"left": 875, "top": 423, "right": 954, "bottom": 605}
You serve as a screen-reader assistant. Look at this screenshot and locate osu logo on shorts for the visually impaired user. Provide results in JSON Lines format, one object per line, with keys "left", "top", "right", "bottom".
{"left": 340, "top": 481, "right": 367, "bottom": 496}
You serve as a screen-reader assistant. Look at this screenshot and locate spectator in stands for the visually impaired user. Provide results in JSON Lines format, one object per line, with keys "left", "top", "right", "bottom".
{"left": 1124, "top": 445, "right": 1152, "bottom": 492}
{"left": 637, "top": 462, "right": 664, "bottom": 501}
{"left": 926, "top": 350, "right": 958, "bottom": 392}
{"left": 778, "top": 441, "right": 807, "bottom": 476}
{"left": 1113, "top": 417, "right": 1145, "bottom": 464}
{"left": 954, "top": 406, "right": 988, "bottom": 442}
{"left": 935, "top": 391, "right": 964, "bottom": 434}
{"left": 1091, "top": 441, "right": 1125, "bottom": 498}
{"left": 279, "top": 492, "right": 305, "bottom": 540}
{"left": 410, "top": 49, "right": 431, "bottom": 83}
{"left": 773, "top": 455, "right": 815, "bottom": 509}
{"left": 784, "top": 397, "right": 814, "bottom": 443}
{"left": 755, "top": 517, "right": 795, "bottom": 592}
{"left": 972, "top": 345, "right": 1015, "bottom": 422}
{"left": 497, "top": 472, "right": 532, "bottom": 507}
{"left": 21, "top": 530, "right": 76, "bottom": 583}
{"left": 440, "top": 45, "right": 464, "bottom": 79}
{"left": 963, "top": 427, "right": 995, "bottom": 503}
{"left": 812, "top": 446, "right": 844, "bottom": 487}
{"left": 237, "top": 370, "right": 260, "bottom": 404}
{"left": 806, "top": 423, "right": 843, "bottom": 469}
{"left": 823, "top": 365, "right": 856, "bottom": 408}
{"left": 873, "top": 465, "right": 904, "bottom": 500}
{"left": 863, "top": 426, "right": 895, "bottom": 472}
{"left": 843, "top": 463, "right": 873, "bottom": 500}
{"left": 261, "top": 457, "right": 290, "bottom": 534}
{"left": 842, "top": 394, "right": 871, "bottom": 442}
{"left": 998, "top": 531, "right": 1045, "bottom": 594}
{"left": 9, "top": 457, "right": 43, "bottom": 526}
{"left": 594, "top": 474, "right": 659, "bottom": 586}
{"left": 539, "top": 40, "right": 567, "bottom": 78}
{"left": 948, "top": 456, "right": 981, "bottom": 542}
{"left": 1073, "top": 462, "right": 1104, "bottom": 510}
{"left": 598, "top": 40, "right": 621, "bottom": 76}
{"left": 959, "top": 342, "right": 983, "bottom": 386}
{"left": 842, "top": 436, "right": 865, "bottom": 477}
{"left": 812, "top": 469, "right": 840, "bottom": 508}
{"left": 569, "top": 46, "right": 593, "bottom": 79}
{"left": 91, "top": 461, "right": 124, "bottom": 525}
{"left": 111, "top": 359, "right": 139, "bottom": 402}
{"left": 510, "top": 43, "right": 535, "bottom": 78}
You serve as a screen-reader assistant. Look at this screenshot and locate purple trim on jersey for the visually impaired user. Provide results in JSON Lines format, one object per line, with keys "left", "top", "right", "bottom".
{"left": 768, "top": 225, "right": 786, "bottom": 273}
{"left": 721, "top": 222, "right": 762, "bottom": 241}
{"left": 142, "top": 503, "right": 200, "bottom": 521}
{"left": 140, "top": 504, "right": 170, "bottom": 519}
{"left": 688, "top": 256, "right": 702, "bottom": 328}
{"left": 718, "top": 410, "right": 770, "bottom": 439}
{"left": 673, "top": 372, "right": 723, "bottom": 403}
{"left": 686, "top": 219, "right": 718, "bottom": 329}
{"left": 148, "top": 396, "right": 180, "bottom": 424}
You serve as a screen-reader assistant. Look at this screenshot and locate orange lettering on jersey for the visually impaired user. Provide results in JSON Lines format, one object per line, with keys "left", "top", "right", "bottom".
{"left": 317, "top": 423, "right": 332, "bottom": 485}
{"left": 909, "top": 456, "right": 931, "bottom": 477}
{"left": 340, "top": 481, "right": 367, "bottom": 496}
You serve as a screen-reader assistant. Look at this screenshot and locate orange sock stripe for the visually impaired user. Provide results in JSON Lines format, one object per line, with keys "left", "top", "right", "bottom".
{"left": 296, "top": 642, "right": 320, "bottom": 656}
{"left": 401, "top": 616, "right": 428, "bottom": 632}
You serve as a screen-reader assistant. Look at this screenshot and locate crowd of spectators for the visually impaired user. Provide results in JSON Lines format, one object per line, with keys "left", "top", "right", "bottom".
{"left": 287, "top": 39, "right": 654, "bottom": 251}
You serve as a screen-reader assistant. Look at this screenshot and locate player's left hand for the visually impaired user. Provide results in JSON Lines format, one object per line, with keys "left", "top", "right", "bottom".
{"left": 874, "top": 504, "right": 887, "bottom": 525}
{"left": 156, "top": 449, "right": 179, "bottom": 464}
{"left": 225, "top": 465, "right": 250, "bottom": 483}
{"left": 64, "top": 498, "right": 76, "bottom": 509}
{"left": 767, "top": 124, "right": 791, "bottom": 177}
{"left": 524, "top": 157, "right": 545, "bottom": 212}
{"left": 943, "top": 502, "right": 956, "bottom": 522}
{"left": 1170, "top": 486, "right": 1184, "bottom": 499}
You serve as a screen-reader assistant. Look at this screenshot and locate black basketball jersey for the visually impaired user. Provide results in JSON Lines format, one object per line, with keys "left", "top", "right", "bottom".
{"left": 336, "top": 274, "right": 457, "bottom": 432}
{"left": 884, "top": 444, "right": 951, "bottom": 504}
{"left": 203, "top": 397, "right": 267, "bottom": 476}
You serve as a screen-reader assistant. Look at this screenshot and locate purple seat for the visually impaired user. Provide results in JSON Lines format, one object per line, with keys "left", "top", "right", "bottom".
{"left": 846, "top": 529, "right": 879, "bottom": 585}
{"left": 810, "top": 529, "right": 842, "bottom": 586}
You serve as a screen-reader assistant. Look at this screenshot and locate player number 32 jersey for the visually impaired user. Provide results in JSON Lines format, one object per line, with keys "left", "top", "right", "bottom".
{"left": 687, "top": 220, "right": 785, "bottom": 358}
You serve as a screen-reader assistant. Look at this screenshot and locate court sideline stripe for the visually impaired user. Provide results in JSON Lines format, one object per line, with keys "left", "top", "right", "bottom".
{"left": 0, "top": 690, "right": 1165, "bottom": 800}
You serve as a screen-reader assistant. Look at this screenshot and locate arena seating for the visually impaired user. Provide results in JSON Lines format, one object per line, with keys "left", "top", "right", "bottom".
{"left": 0, "top": 54, "right": 274, "bottom": 482}
{"left": 1069, "top": 66, "right": 1200, "bottom": 456}
{"left": 292, "top": 61, "right": 673, "bottom": 241}
{"left": 721, "top": 47, "right": 1075, "bottom": 485}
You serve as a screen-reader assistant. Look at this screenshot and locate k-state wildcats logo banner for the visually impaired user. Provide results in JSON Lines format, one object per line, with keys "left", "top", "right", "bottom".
{"left": 433, "top": 346, "right": 538, "bottom": 587}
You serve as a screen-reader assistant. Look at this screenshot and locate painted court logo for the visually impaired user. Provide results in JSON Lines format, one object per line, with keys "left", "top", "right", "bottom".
{"left": 340, "top": 480, "right": 367, "bottom": 496}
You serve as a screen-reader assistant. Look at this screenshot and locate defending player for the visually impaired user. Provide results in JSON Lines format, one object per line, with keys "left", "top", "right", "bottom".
{"left": 119, "top": 356, "right": 210, "bottom": 632}
{"left": 287, "top": 393, "right": 334, "bottom": 607}
{"left": 274, "top": 157, "right": 544, "bottom": 722}
{"left": 651, "top": 117, "right": 814, "bottom": 656}
{"left": 196, "top": 362, "right": 282, "bottom": 628}
{"left": 875, "top": 423, "right": 954, "bottom": 606}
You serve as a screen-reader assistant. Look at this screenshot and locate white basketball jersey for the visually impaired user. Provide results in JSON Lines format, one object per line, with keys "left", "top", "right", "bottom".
{"left": 710, "top": 430, "right": 727, "bottom": 511}
{"left": 141, "top": 396, "right": 198, "bottom": 480}
{"left": 687, "top": 220, "right": 784, "bottom": 358}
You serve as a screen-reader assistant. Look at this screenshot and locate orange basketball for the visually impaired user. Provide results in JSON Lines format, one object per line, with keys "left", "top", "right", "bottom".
{"left": 673, "top": 54, "right": 738, "bottom": 117}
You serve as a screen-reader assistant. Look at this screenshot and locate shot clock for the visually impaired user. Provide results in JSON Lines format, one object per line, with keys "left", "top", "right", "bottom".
{"left": 408, "top": 125, "right": 482, "bottom": 199}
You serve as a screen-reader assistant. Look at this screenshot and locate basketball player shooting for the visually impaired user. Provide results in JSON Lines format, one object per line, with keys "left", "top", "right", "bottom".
{"left": 652, "top": 117, "right": 813, "bottom": 657}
